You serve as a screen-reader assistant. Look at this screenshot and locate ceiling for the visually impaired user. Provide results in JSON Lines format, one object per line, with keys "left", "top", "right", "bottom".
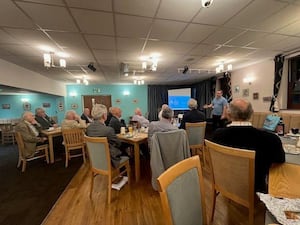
{"left": 1, "top": 0, "right": 300, "bottom": 87}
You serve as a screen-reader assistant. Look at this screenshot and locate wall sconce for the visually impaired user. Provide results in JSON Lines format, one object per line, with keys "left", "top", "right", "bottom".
{"left": 69, "top": 91, "right": 77, "bottom": 97}
{"left": 133, "top": 79, "right": 145, "bottom": 85}
{"left": 21, "top": 98, "right": 29, "bottom": 102}
{"left": 43, "top": 52, "right": 68, "bottom": 68}
{"left": 243, "top": 77, "right": 254, "bottom": 85}
{"left": 123, "top": 91, "right": 130, "bottom": 96}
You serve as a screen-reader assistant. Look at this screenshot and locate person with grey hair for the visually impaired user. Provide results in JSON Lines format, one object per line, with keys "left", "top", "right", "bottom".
{"left": 15, "top": 111, "right": 48, "bottom": 158}
{"left": 158, "top": 104, "right": 169, "bottom": 120}
{"left": 148, "top": 106, "right": 178, "bottom": 147}
{"left": 212, "top": 98, "right": 285, "bottom": 193}
{"left": 132, "top": 107, "right": 149, "bottom": 127}
{"left": 35, "top": 107, "right": 57, "bottom": 130}
{"left": 61, "top": 110, "right": 86, "bottom": 129}
{"left": 179, "top": 98, "right": 205, "bottom": 129}
{"left": 86, "top": 104, "right": 123, "bottom": 167}
{"left": 81, "top": 107, "right": 93, "bottom": 124}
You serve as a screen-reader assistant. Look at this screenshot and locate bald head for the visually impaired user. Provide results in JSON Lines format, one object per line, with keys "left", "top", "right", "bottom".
{"left": 228, "top": 98, "right": 253, "bottom": 121}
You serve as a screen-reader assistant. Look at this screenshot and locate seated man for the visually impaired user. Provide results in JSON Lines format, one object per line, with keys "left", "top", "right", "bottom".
{"left": 179, "top": 98, "right": 205, "bottom": 129}
{"left": 132, "top": 108, "right": 149, "bottom": 127}
{"left": 80, "top": 107, "right": 93, "bottom": 124}
{"left": 105, "top": 106, "right": 113, "bottom": 126}
{"left": 61, "top": 110, "right": 86, "bottom": 129}
{"left": 15, "top": 111, "right": 48, "bottom": 158}
{"left": 108, "top": 107, "right": 126, "bottom": 134}
{"left": 148, "top": 106, "right": 178, "bottom": 148}
{"left": 86, "top": 104, "right": 122, "bottom": 167}
{"left": 35, "top": 107, "right": 58, "bottom": 130}
{"left": 212, "top": 98, "right": 285, "bottom": 193}
{"left": 158, "top": 104, "right": 168, "bottom": 120}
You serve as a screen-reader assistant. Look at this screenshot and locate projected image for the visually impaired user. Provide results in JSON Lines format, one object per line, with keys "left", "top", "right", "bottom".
{"left": 168, "top": 88, "right": 191, "bottom": 110}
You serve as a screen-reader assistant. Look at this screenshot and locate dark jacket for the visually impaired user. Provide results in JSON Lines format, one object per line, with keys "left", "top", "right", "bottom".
{"left": 179, "top": 109, "right": 206, "bottom": 129}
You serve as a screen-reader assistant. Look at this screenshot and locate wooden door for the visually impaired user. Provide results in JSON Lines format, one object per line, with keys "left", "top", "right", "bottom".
{"left": 82, "top": 95, "right": 112, "bottom": 112}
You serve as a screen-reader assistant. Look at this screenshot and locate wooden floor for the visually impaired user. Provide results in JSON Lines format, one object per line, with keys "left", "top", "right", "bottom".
{"left": 42, "top": 158, "right": 266, "bottom": 225}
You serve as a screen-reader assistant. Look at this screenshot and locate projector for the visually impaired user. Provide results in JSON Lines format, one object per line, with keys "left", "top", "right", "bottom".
{"left": 182, "top": 65, "right": 189, "bottom": 74}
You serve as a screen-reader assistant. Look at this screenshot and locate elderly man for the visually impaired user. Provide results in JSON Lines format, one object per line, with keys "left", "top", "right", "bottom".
{"left": 61, "top": 110, "right": 86, "bottom": 129}
{"left": 148, "top": 106, "right": 178, "bottom": 147}
{"left": 15, "top": 111, "right": 48, "bottom": 158}
{"left": 108, "top": 107, "right": 126, "bottom": 134}
{"left": 158, "top": 104, "right": 168, "bottom": 121}
{"left": 132, "top": 108, "right": 149, "bottom": 127}
{"left": 81, "top": 107, "right": 93, "bottom": 124}
{"left": 86, "top": 104, "right": 122, "bottom": 167}
{"left": 179, "top": 98, "right": 205, "bottom": 129}
{"left": 212, "top": 98, "right": 285, "bottom": 193}
{"left": 35, "top": 107, "right": 58, "bottom": 130}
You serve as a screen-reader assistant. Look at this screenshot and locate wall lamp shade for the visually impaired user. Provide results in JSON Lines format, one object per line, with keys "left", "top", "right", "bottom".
{"left": 88, "top": 63, "right": 96, "bottom": 72}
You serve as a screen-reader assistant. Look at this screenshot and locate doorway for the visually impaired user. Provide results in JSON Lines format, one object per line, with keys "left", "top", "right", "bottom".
{"left": 82, "top": 95, "right": 112, "bottom": 112}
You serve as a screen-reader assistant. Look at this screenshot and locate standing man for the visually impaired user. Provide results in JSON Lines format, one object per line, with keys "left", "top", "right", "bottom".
{"left": 212, "top": 98, "right": 285, "bottom": 193}
{"left": 205, "top": 90, "right": 228, "bottom": 130}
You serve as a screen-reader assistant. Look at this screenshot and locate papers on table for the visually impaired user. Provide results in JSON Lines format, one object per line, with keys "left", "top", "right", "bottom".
{"left": 112, "top": 176, "right": 128, "bottom": 191}
{"left": 257, "top": 193, "right": 300, "bottom": 225}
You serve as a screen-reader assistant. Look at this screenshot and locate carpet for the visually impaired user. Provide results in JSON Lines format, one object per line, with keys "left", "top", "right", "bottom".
{"left": 0, "top": 144, "right": 82, "bottom": 225}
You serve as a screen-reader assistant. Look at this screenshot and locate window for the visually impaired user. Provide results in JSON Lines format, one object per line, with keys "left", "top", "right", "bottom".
{"left": 288, "top": 56, "right": 300, "bottom": 109}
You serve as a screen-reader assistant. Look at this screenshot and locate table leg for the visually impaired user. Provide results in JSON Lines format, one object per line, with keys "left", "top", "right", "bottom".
{"left": 48, "top": 134, "right": 54, "bottom": 163}
{"left": 134, "top": 142, "right": 140, "bottom": 182}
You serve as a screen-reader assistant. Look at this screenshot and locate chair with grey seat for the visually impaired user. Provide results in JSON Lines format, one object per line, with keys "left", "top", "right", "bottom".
{"left": 157, "top": 156, "right": 208, "bottom": 225}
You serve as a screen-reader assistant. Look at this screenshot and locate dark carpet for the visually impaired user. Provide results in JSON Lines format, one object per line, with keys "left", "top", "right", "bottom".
{"left": 0, "top": 145, "right": 82, "bottom": 225}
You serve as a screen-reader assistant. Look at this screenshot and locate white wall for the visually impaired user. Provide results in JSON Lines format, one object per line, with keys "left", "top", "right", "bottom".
{"left": 231, "top": 60, "right": 275, "bottom": 112}
{"left": 0, "top": 59, "right": 66, "bottom": 96}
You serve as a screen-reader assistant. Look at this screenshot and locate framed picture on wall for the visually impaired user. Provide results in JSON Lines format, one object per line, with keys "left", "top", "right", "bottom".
{"left": 253, "top": 92, "right": 259, "bottom": 100}
{"left": 43, "top": 103, "right": 51, "bottom": 108}
{"left": 242, "top": 88, "right": 249, "bottom": 97}
{"left": 23, "top": 102, "right": 31, "bottom": 111}
{"left": 2, "top": 104, "right": 10, "bottom": 109}
{"left": 58, "top": 101, "right": 64, "bottom": 111}
{"left": 71, "top": 103, "right": 78, "bottom": 109}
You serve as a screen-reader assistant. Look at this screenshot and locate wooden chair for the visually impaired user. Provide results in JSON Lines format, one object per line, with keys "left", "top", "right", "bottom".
{"left": 185, "top": 122, "right": 206, "bottom": 156}
{"left": 205, "top": 140, "right": 256, "bottom": 225}
{"left": 84, "top": 136, "right": 130, "bottom": 204}
{"left": 62, "top": 128, "right": 86, "bottom": 168}
{"left": 157, "top": 156, "right": 207, "bottom": 225}
{"left": 268, "top": 163, "right": 300, "bottom": 198}
{"left": 15, "top": 131, "right": 49, "bottom": 172}
{"left": 1, "top": 123, "right": 15, "bottom": 145}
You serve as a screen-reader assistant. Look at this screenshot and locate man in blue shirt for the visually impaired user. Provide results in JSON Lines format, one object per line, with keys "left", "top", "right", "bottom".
{"left": 205, "top": 90, "right": 228, "bottom": 130}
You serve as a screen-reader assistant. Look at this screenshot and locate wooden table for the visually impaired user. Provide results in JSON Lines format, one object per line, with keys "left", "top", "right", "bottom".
{"left": 117, "top": 133, "right": 148, "bottom": 182}
{"left": 42, "top": 128, "right": 62, "bottom": 163}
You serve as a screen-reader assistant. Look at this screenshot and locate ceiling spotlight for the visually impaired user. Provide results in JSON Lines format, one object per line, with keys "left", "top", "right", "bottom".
{"left": 88, "top": 63, "right": 96, "bottom": 72}
{"left": 182, "top": 65, "right": 189, "bottom": 74}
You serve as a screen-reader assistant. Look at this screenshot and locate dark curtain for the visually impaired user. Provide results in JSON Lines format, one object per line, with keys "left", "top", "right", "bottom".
{"left": 219, "top": 72, "right": 232, "bottom": 103}
{"left": 148, "top": 78, "right": 214, "bottom": 121}
{"left": 269, "top": 54, "right": 285, "bottom": 112}
{"left": 148, "top": 85, "right": 168, "bottom": 121}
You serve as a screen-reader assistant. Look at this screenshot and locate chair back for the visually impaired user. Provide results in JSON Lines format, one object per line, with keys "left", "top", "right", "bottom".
{"left": 84, "top": 136, "right": 111, "bottom": 172}
{"left": 150, "top": 129, "right": 191, "bottom": 190}
{"left": 15, "top": 131, "right": 25, "bottom": 157}
{"left": 157, "top": 156, "right": 207, "bottom": 225}
{"left": 62, "top": 128, "right": 85, "bottom": 149}
{"left": 185, "top": 122, "right": 206, "bottom": 147}
{"left": 205, "top": 139, "right": 256, "bottom": 224}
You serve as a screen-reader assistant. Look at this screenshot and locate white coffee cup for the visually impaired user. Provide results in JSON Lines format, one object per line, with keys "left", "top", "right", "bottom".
{"left": 120, "top": 127, "right": 126, "bottom": 135}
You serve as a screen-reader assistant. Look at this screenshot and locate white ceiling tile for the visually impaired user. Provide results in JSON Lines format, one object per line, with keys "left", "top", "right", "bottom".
{"left": 225, "top": 0, "right": 287, "bottom": 29}
{"left": 189, "top": 44, "right": 217, "bottom": 56}
{"left": 157, "top": 0, "right": 201, "bottom": 22}
{"left": 17, "top": 2, "right": 78, "bottom": 32}
{"left": 229, "top": 48, "right": 258, "bottom": 58}
{"left": 145, "top": 40, "right": 197, "bottom": 54}
{"left": 177, "top": 24, "right": 217, "bottom": 43}
{"left": 66, "top": 0, "right": 112, "bottom": 11}
{"left": 2, "top": 44, "right": 40, "bottom": 57}
{"left": 71, "top": 9, "right": 114, "bottom": 35}
{"left": 248, "top": 34, "right": 288, "bottom": 48}
{"left": 276, "top": 20, "right": 300, "bottom": 36}
{"left": 85, "top": 35, "right": 115, "bottom": 50}
{"left": 0, "top": 30, "right": 19, "bottom": 44}
{"left": 117, "top": 37, "right": 145, "bottom": 52}
{"left": 48, "top": 32, "right": 88, "bottom": 49}
{"left": 207, "top": 46, "right": 235, "bottom": 56}
{"left": 269, "top": 36, "right": 300, "bottom": 51}
{"left": 253, "top": 5, "right": 300, "bottom": 32}
{"left": 22, "top": 0, "right": 64, "bottom": 6}
{"left": 226, "top": 31, "right": 267, "bottom": 47}
{"left": 94, "top": 50, "right": 116, "bottom": 61}
{"left": 115, "top": 15, "right": 152, "bottom": 38}
{"left": 193, "top": 0, "right": 252, "bottom": 25}
{"left": 0, "top": 1, "right": 35, "bottom": 28}
{"left": 150, "top": 19, "right": 187, "bottom": 41}
{"left": 203, "top": 28, "right": 244, "bottom": 45}
{"left": 114, "top": 0, "right": 159, "bottom": 17}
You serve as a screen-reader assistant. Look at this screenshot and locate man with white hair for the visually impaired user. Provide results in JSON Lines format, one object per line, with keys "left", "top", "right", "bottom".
{"left": 179, "top": 98, "right": 205, "bottom": 129}
{"left": 132, "top": 107, "right": 149, "bottom": 127}
{"left": 61, "top": 110, "right": 86, "bottom": 129}
{"left": 15, "top": 111, "right": 48, "bottom": 158}
{"left": 86, "top": 104, "right": 123, "bottom": 167}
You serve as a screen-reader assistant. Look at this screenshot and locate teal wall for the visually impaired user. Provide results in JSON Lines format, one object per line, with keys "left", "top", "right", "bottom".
{"left": 0, "top": 94, "right": 64, "bottom": 122}
{"left": 66, "top": 84, "right": 148, "bottom": 124}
